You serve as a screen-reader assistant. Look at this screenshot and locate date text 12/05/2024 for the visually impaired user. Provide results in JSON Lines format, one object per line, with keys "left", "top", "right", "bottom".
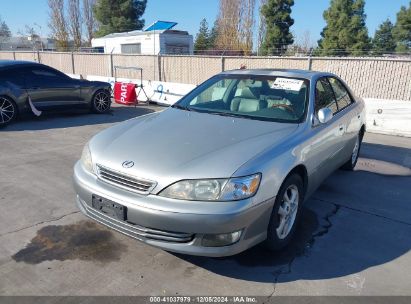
{"left": 149, "top": 297, "right": 257, "bottom": 303}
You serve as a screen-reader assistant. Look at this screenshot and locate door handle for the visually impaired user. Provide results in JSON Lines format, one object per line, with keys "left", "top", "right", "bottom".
{"left": 339, "top": 125, "right": 344, "bottom": 131}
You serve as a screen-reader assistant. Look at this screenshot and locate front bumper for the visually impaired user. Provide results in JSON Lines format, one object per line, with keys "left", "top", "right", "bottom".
{"left": 73, "top": 162, "right": 274, "bottom": 257}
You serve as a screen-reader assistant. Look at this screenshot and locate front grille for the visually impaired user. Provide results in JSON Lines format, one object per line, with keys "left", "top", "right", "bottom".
{"left": 97, "top": 164, "right": 156, "bottom": 194}
{"left": 126, "top": 220, "right": 194, "bottom": 243}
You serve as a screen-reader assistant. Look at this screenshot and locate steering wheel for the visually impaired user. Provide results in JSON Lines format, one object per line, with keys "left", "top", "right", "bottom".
{"left": 271, "top": 103, "right": 295, "bottom": 114}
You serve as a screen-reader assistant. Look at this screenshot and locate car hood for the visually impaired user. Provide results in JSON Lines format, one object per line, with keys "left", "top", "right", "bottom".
{"left": 90, "top": 108, "right": 299, "bottom": 192}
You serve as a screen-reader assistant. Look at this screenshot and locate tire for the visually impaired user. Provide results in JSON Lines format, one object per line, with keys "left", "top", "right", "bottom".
{"left": 265, "top": 174, "right": 304, "bottom": 251}
{"left": 91, "top": 90, "right": 111, "bottom": 114}
{"left": 0, "top": 96, "right": 18, "bottom": 128}
{"left": 341, "top": 132, "right": 362, "bottom": 171}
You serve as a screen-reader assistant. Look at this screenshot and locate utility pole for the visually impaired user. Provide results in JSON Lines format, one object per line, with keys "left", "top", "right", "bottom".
{"left": 153, "top": 29, "right": 156, "bottom": 81}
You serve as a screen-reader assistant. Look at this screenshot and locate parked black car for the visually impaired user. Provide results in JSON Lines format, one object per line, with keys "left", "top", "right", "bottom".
{"left": 0, "top": 60, "right": 112, "bottom": 127}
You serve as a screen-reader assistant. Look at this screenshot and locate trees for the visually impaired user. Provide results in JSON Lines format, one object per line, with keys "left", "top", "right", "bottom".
{"left": 393, "top": 2, "right": 411, "bottom": 53}
{"left": 372, "top": 19, "right": 396, "bottom": 55}
{"left": 214, "top": 0, "right": 242, "bottom": 52}
{"left": 0, "top": 17, "right": 11, "bottom": 44}
{"left": 240, "top": 0, "right": 256, "bottom": 55}
{"left": 209, "top": 20, "right": 219, "bottom": 50}
{"left": 94, "top": 0, "right": 147, "bottom": 37}
{"left": 293, "top": 30, "right": 314, "bottom": 55}
{"left": 318, "top": 0, "right": 370, "bottom": 56}
{"left": 214, "top": 0, "right": 255, "bottom": 55}
{"left": 257, "top": 0, "right": 267, "bottom": 55}
{"left": 48, "top": 0, "right": 69, "bottom": 51}
{"left": 68, "top": 0, "right": 82, "bottom": 49}
{"left": 260, "top": 0, "right": 294, "bottom": 56}
{"left": 194, "top": 18, "right": 226, "bottom": 54}
{"left": 83, "top": 0, "right": 97, "bottom": 46}
{"left": 47, "top": 0, "right": 99, "bottom": 50}
{"left": 16, "top": 25, "right": 44, "bottom": 50}
{"left": 194, "top": 19, "right": 211, "bottom": 53}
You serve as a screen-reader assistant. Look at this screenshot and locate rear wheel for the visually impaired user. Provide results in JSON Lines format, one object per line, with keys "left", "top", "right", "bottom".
{"left": 91, "top": 90, "right": 111, "bottom": 114}
{"left": 0, "top": 96, "right": 17, "bottom": 127}
{"left": 265, "top": 174, "right": 304, "bottom": 251}
{"left": 341, "top": 132, "right": 362, "bottom": 171}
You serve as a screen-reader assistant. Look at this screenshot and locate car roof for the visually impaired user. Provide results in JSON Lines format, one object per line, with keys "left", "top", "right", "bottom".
{"left": 0, "top": 60, "right": 40, "bottom": 69}
{"left": 220, "top": 69, "right": 335, "bottom": 80}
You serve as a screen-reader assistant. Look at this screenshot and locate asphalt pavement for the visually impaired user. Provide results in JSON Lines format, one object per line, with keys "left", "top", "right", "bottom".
{"left": 0, "top": 104, "right": 410, "bottom": 296}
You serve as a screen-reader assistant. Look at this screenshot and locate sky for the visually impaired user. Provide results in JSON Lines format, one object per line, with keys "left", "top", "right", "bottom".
{"left": 0, "top": 0, "right": 409, "bottom": 46}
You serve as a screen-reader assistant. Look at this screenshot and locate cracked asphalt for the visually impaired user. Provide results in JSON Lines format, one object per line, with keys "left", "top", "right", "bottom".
{"left": 0, "top": 104, "right": 411, "bottom": 296}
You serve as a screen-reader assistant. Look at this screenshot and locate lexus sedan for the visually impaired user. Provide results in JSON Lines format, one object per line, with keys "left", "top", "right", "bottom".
{"left": 0, "top": 60, "right": 112, "bottom": 127}
{"left": 73, "top": 69, "right": 366, "bottom": 257}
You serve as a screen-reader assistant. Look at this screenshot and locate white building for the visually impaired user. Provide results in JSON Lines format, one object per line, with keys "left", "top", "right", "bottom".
{"left": 91, "top": 21, "right": 193, "bottom": 55}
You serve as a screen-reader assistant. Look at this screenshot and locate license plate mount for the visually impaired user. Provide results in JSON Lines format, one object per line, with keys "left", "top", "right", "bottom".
{"left": 92, "top": 194, "right": 127, "bottom": 221}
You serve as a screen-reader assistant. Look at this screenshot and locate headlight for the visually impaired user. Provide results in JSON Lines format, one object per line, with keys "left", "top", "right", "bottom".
{"left": 159, "top": 173, "right": 261, "bottom": 201}
{"left": 219, "top": 174, "right": 261, "bottom": 201}
{"left": 81, "top": 144, "right": 94, "bottom": 173}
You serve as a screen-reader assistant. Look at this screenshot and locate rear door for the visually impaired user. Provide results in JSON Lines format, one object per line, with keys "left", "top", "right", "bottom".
{"left": 23, "top": 66, "right": 82, "bottom": 110}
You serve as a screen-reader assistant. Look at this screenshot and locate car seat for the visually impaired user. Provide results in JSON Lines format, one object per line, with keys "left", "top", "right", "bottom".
{"left": 230, "top": 87, "right": 267, "bottom": 113}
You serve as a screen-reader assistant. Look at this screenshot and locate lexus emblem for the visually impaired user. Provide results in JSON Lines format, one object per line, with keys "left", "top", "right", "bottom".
{"left": 122, "top": 161, "right": 134, "bottom": 168}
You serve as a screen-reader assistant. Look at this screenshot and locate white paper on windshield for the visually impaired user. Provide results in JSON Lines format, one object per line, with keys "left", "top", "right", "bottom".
{"left": 271, "top": 78, "right": 304, "bottom": 91}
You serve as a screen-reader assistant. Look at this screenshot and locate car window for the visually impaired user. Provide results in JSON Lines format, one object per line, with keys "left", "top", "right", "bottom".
{"left": 31, "top": 68, "right": 68, "bottom": 80}
{"left": 328, "top": 77, "right": 353, "bottom": 110}
{"left": 315, "top": 78, "right": 338, "bottom": 115}
{"left": 32, "top": 69, "right": 61, "bottom": 78}
{"left": 180, "top": 75, "right": 309, "bottom": 123}
{"left": 190, "top": 78, "right": 235, "bottom": 105}
{"left": 24, "top": 67, "right": 69, "bottom": 87}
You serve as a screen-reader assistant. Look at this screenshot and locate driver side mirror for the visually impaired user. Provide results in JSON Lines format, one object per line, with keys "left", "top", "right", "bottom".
{"left": 317, "top": 108, "right": 333, "bottom": 124}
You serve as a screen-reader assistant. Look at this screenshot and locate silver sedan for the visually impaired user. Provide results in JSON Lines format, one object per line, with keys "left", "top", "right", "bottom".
{"left": 73, "top": 69, "right": 366, "bottom": 257}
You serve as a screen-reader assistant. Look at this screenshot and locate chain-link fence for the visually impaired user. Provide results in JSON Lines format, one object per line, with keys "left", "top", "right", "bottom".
{"left": 1, "top": 51, "right": 410, "bottom": 100}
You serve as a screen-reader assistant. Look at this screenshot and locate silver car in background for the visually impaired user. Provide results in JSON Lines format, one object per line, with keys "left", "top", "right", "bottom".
{"left": 73, "top": 69, "right": 366, "bottom": 257}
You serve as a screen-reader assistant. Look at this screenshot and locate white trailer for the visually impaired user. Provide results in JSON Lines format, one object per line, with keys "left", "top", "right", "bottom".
{"left": 91, "top": 21, "right": 193, "bottom": 55}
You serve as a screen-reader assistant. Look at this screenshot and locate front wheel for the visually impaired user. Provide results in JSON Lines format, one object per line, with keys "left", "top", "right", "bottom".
{"left": 265, "top": 174, "right": 304, "bottom": 251}
{"left": 91, "top": 90, "right": 111, "bottom": 114}
{"left": 0, "top": 96, "right": 18, "bottom": 127}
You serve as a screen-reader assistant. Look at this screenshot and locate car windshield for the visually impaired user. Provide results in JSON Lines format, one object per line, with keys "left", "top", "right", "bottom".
{"left": 175, "top": 75, "right": 309, "bottom": 123}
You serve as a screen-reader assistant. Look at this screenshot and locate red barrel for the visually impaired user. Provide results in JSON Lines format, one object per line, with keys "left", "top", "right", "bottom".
{"left": 114, "top": 82, "right": 137, "bottom": 105}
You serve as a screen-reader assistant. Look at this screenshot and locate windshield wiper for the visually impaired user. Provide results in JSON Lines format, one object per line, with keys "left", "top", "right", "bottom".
{"left": 171, "top": 104, "right": 190, "bottom": 111}
{"left": 206, "top": 111, "right": 249, "bottom": 119}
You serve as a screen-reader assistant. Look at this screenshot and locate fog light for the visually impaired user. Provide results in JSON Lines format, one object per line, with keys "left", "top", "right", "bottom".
{"left": 201, "top": 230, "right": 242, "bottom": 247}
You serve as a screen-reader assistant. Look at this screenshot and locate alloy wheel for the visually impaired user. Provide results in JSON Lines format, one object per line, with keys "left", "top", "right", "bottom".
{"left": 94, "top": 92, "right": 111, "bottom": 112}
{"left": 0, "top": 97, "right": 15, "bottom": 125}
{"left": 276, "top": 184, "right": 299, "bottom": 240}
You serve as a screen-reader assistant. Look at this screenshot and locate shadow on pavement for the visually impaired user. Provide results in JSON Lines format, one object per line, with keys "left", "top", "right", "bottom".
{"left": 1, "top": 105, "right": 161, "bottom": 132}
{"left": 174, "top": 139, "right": 411, "bottom": 283}
{"left": 173, "top": 207, "right": 322, "bottom": 283}
{"left": 360, "top": 142, "right": 411, "bottom": 172}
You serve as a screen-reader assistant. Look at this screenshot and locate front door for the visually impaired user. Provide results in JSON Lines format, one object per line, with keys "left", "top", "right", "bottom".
{"left": 23, "top": 66, "right": 81, "bottom": 110}
{"left": 304, "top": 77, "right": 347, "bottom": 195}
{"left": 327, "top": 77, "right": 361, "bottom": 162}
